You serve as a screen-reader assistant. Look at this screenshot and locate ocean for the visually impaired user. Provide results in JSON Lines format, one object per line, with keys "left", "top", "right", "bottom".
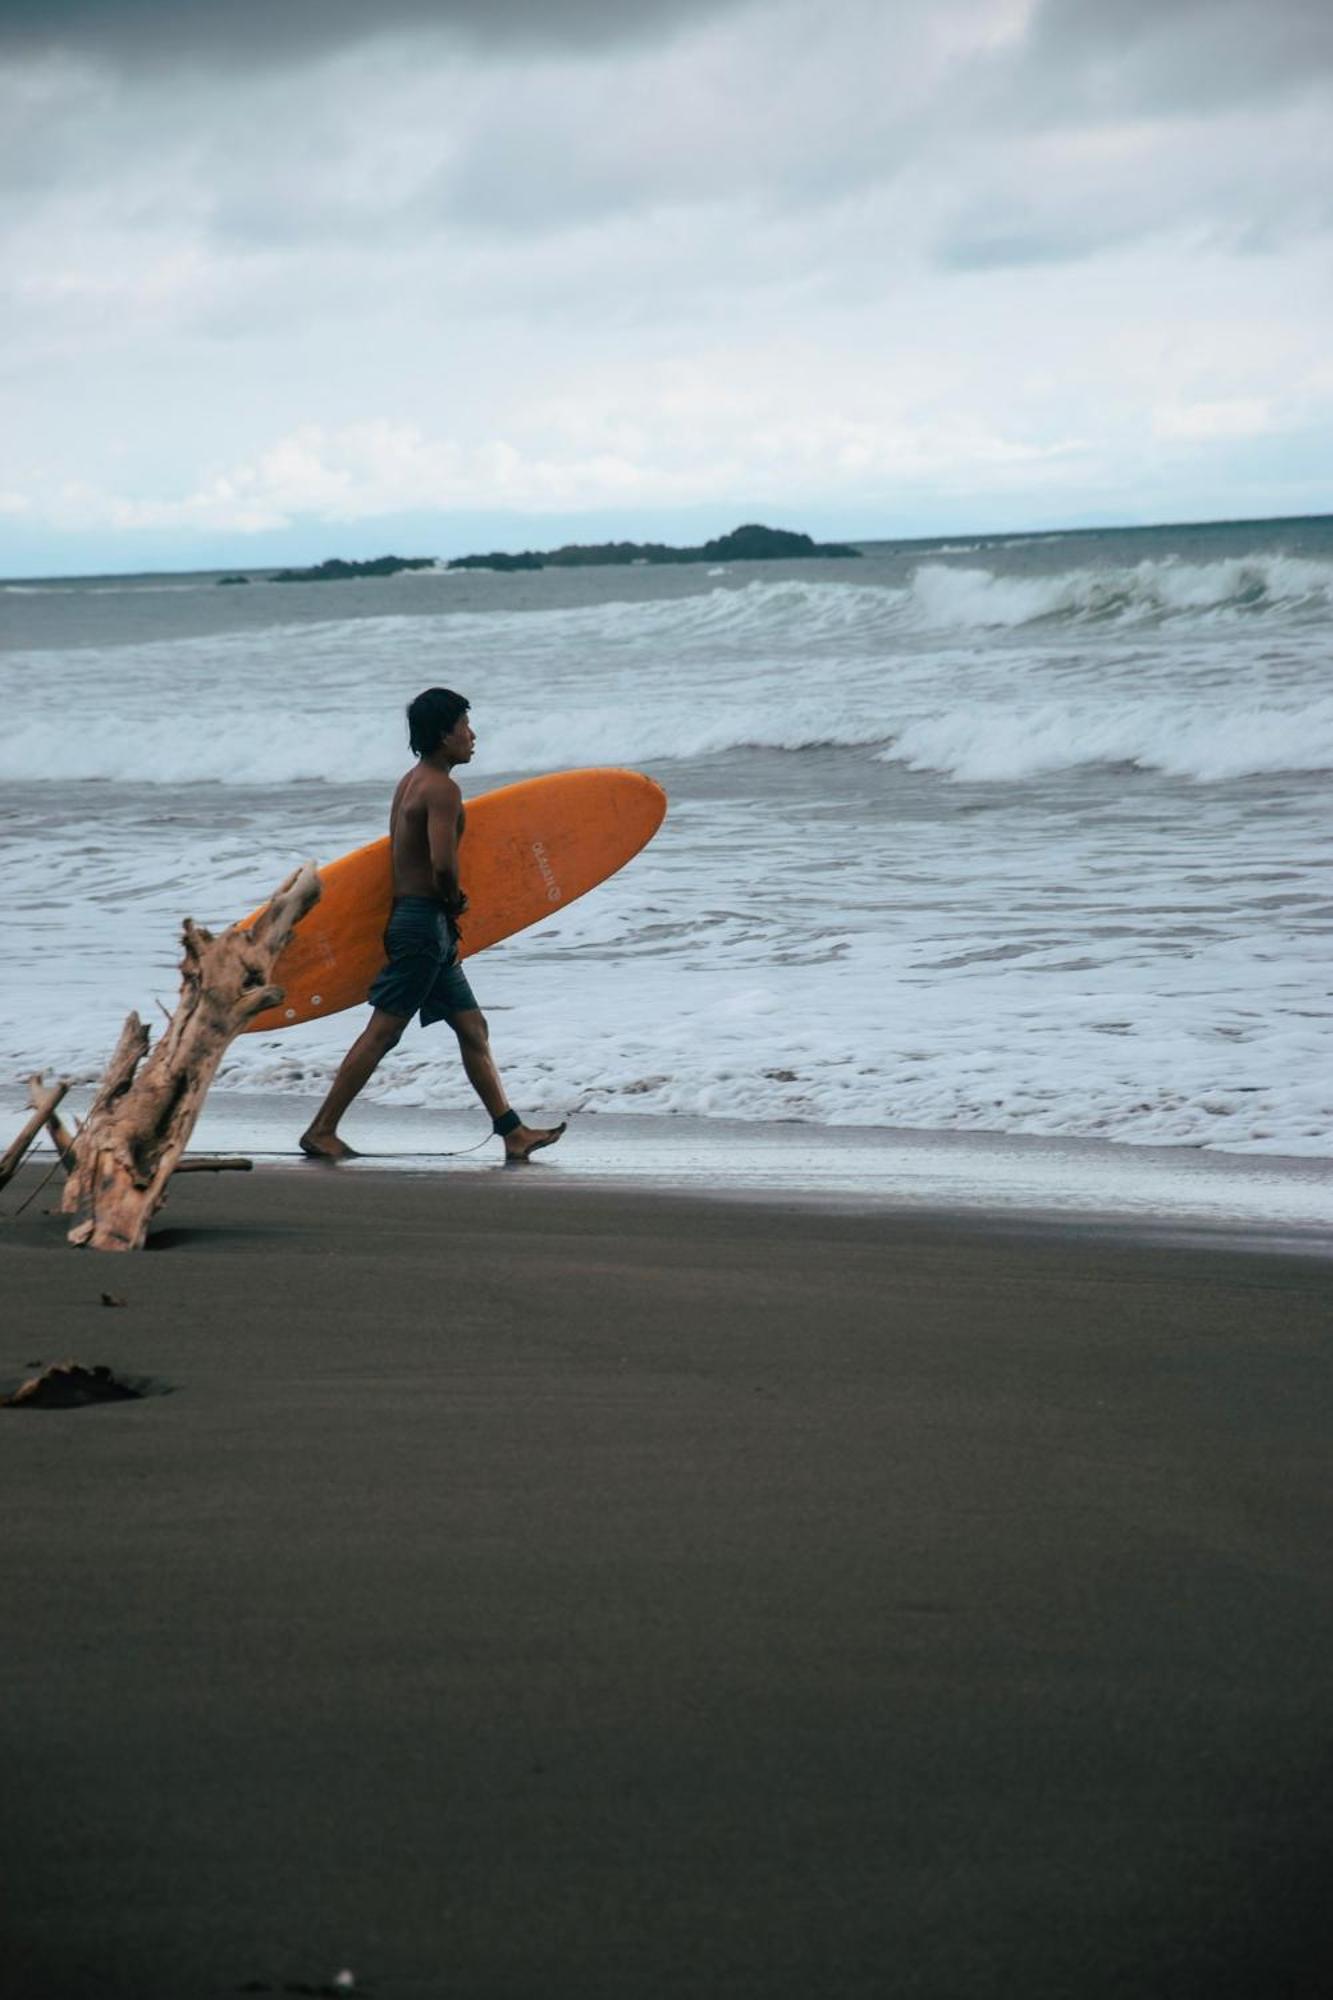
{"left": 3, "top": 514, "right": 1331, "bottom": 1163}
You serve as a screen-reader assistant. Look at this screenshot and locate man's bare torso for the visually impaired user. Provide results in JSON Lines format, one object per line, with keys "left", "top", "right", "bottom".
{"left": 388, "top": 763, "right": 465, "bottom": 902}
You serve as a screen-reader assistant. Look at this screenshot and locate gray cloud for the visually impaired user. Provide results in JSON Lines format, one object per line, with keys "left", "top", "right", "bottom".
{"left": 0, "top": 0, "right": 752, "bottom": 66}
{"left": 918, "top": 0, "right": 1333, "bottom": 273}
{"left": 937, "top": 219, "right": 1129, "bottom": 273}
{"left": 1025, "top": 0, "right": 1333, "bottom": 114}
{"left": 5, "top": 0, "right": 1332, "bottom": 292}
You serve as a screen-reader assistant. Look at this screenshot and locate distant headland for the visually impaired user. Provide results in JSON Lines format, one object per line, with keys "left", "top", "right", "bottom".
{"left": 448, "top": 523, "right": 861, "bottom": 572}
{"left": 218, "top": 524, "right": 861, "bottom": 585}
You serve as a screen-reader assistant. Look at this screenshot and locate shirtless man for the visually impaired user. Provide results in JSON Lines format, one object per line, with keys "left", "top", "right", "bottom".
{"left": 299, "top": 686, "right": 565, "bottom": 1165}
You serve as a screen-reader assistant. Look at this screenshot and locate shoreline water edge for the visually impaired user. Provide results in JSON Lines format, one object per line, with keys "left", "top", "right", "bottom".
{"left": 4, "top": 1089, "right": 1330, "bottom": 1248}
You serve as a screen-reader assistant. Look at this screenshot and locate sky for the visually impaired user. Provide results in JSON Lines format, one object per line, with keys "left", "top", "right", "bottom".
{"left": 2, "top": 0, "right": 1332, "bottom": 574}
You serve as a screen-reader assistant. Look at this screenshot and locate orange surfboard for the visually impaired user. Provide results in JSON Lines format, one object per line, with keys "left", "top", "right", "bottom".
{"left": 240, "top": 768, "right": 667, "bottom": 1034}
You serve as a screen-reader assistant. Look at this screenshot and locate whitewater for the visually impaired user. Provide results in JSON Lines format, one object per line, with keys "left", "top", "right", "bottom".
{"left": 2, "top": 514, "right": 1331, "bottom": 1158}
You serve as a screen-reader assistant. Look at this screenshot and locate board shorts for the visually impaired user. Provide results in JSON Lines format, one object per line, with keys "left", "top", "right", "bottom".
{"left": 366, "top": 895, "right": 478, "bottom": 1025}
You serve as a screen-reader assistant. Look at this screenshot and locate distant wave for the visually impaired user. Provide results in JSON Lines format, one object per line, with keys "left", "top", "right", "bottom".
{"left": 444, "top": 551, "right": 1333, "bottom": 639}
{"left": 883, "top": 695, "right": 1333, "bottom": 783}
{"left": 0, "top": 579, "right": 226, "bottom": 597}
{"left": 9, "top": 547, "right": 1328, "bottom": 637}
{"left": 5, "top": 554, "right": 1331, "bottom": 789}
{"left": 905, "top": 553, "right": 1333, "bottom": 629}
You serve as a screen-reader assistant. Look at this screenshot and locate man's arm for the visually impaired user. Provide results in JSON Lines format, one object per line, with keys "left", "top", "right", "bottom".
{"left": 426, "top": 775, "right": 466, "bottom": 913}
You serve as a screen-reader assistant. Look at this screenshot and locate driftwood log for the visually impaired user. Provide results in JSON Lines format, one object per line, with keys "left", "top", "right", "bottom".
{"left": 60, "top": 862, "right": 320, "bottom": 1252}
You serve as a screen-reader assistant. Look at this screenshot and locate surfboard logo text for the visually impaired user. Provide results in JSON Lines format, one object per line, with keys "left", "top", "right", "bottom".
{"left": 531, "top": 840, "right": 562, "bottom": 903}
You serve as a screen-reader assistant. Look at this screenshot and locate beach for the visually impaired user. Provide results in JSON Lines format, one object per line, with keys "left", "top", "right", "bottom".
{"left": 7, "top": 0, "right": 1333, "bottom": 1987}
{"left": 4, "top": 518, "right": 1331, "bottom": 1995}
{"left": 3, "top": 1159, "right": 1330, "bottom": 1999}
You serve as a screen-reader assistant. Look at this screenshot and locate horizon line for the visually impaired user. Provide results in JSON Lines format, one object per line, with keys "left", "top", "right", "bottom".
{"left": 3, "top": 506, "right": 1330, "bottom": 586}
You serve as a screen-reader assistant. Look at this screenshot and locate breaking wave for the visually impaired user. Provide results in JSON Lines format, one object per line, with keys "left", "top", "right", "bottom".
{"left": 0, "top": 703, "right": 891, "bottom": 787}
{"left": 8, "top": 686, "right": 1329, "bottom": 789}
{"left": 904, "top": 553, "right": 1333, "bottom": 629}
{"left": 5, "top": 547, "right": 1331, "bottom": 789}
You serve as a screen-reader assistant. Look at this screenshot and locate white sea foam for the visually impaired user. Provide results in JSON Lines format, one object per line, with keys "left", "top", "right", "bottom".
{"left": 0, "top": 696, "right": 891, "bottom": 787}
{"left": 886, "top": 695, "right": 1333, "bottom": 783}
{"left": 0, "top": 712, "right": 405, "bottom": 787}
{"left": 9, "top": 880, "right": 1330, "bottom": 1158}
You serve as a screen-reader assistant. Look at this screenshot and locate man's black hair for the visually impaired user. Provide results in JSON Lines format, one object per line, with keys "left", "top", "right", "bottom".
{"left": 407, "top": 687, "right": 470, "bottom": 757}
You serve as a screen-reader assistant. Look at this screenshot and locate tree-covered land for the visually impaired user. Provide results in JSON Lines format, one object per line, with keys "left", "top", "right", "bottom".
{"left": 448, "top": 523, "right": 861, "bottom": 572}
{"left": 220, "top": 526, "right": 861, "bottom": 585}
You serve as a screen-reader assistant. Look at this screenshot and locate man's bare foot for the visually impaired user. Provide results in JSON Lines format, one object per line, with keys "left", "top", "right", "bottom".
{"left": 503, "top": 1121, "right": 567, "bottom": 1165}
{"left": 299, "top": 1131, "right": 360, "bottom": 1163}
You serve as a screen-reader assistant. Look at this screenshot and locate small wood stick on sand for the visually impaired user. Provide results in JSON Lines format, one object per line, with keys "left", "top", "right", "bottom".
{"left": 0, "top": 1082, "right": 70, "bottom": 1191}
{"left": 26, "top": 1074, "right": 78, "bottom": 1173}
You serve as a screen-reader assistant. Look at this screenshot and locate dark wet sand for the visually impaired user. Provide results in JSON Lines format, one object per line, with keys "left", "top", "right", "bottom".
{"left": 1, "top": 1163, "right": 1330, "bottom": 1999}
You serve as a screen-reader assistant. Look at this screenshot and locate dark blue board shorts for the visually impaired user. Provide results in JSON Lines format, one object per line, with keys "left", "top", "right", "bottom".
{"left": 367, "top": 895, "right": 478, "bottom": 1025}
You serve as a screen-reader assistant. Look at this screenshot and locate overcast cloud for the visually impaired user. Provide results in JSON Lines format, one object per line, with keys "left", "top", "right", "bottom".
{"left": 0, "top": 0, "right": 748, "bottom": 64}
{"left": 2, "top": 0, "right": 1330, "bottom": 571}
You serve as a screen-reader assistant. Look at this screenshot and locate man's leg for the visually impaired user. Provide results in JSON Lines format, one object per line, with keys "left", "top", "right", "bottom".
{"left": 299, "top": 1009, "right": 410, "bottom": 1161}
{"left": 448, "top": 1008, "right": 565, "bottom": 1163}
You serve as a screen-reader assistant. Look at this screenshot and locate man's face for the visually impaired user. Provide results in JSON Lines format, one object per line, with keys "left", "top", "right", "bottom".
{"left": 443, "top": 714, "right": 475, "bottom": 762}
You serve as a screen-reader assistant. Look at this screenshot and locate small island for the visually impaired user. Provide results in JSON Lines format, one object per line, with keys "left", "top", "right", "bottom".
{"left": 269, "top": 555, "right": 437, "bottom": 583}
{"left": 230, "top": 527, "right": 860, "bottom": 585}
{"left": 448, "top": 523, "right": 861, "bottom": 572}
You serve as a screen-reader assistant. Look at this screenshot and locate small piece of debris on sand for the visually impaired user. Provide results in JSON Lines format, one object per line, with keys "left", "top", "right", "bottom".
{"left": 237, "top": 1980, "right": 364, "bottom": 1997}
{"left": 2, "top": 1363, "right": 143, "bottom": 1409}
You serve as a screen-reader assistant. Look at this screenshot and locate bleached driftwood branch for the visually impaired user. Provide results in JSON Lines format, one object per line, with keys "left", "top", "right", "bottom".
{"left": 0, "top": 1082, "right": 70, "bottom": 1191}
{"left": 61, "top": 863, "right": 319, "bottom": 1252}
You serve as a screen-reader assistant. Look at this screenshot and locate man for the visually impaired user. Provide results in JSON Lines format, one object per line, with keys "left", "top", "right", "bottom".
{"left": 299, "top": 686, "right": 565, "bottom": 1165}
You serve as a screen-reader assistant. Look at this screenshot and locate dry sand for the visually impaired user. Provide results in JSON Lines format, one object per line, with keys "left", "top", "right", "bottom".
{"left": 1, "top": 1161, "right": 1330, "bottom": 1999}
